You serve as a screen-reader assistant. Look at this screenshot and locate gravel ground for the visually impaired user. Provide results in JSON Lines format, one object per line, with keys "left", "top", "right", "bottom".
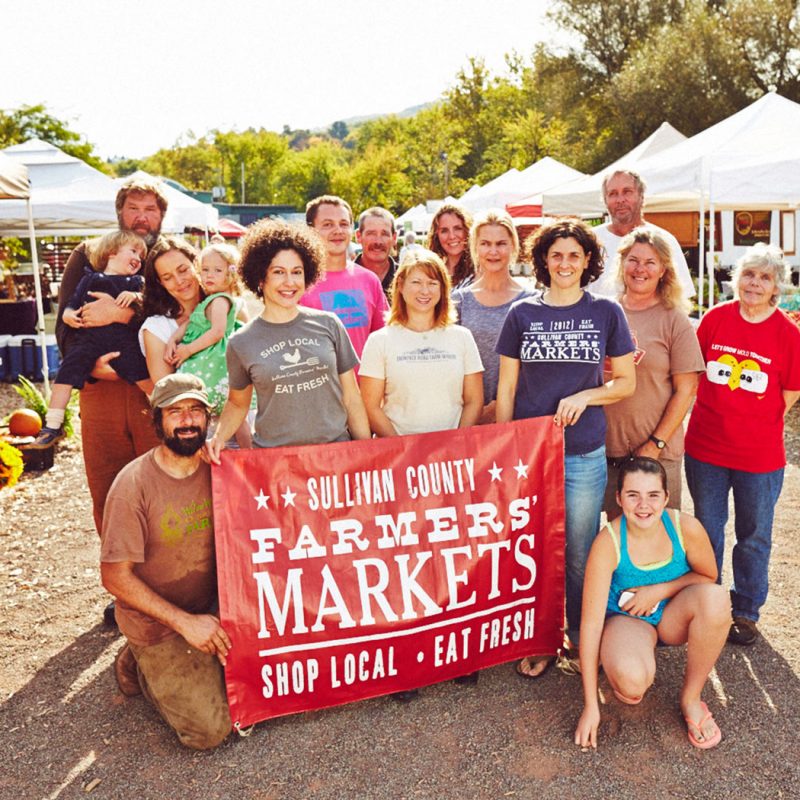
{"left": 1, "top": 383, "right": 799, "bottom": 800}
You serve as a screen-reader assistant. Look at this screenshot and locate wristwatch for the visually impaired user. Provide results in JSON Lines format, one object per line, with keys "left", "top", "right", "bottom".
{"left": 649, "top": 435, "right": 666, "bottom": 450}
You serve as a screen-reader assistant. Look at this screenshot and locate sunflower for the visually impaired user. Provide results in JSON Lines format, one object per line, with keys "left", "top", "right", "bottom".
{"left": 0, "top": 440, "right": 24, "bottom": 489}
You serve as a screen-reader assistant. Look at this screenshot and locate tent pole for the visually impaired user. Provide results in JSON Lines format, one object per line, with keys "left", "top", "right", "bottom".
{"left": 26, "top": 198, "right": 49, "bottom": 395}
{"left": 698, "top": 191, "right": 706, "bottom": 318}
{"left": 708, "top": 200, "right": 716, "bottom": 309}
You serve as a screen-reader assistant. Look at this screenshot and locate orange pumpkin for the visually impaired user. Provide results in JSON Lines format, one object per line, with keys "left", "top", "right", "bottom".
{"left": 8, "top": 408, "right": 43, "bottom": 437}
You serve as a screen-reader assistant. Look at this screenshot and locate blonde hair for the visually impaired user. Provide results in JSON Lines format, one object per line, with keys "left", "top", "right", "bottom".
{"left": 87, "top": 230, "right": 147, "bottom": 271}
{"left": 616, "top": 227, "right": 688, "bottom": 311}
{"left": 200, "top": 243, "right": 242, "bottom": 295}
{"left": 469, "top": 208, "right": 520, "bottom": 270}
{"left": 387, "top": 249, "right": 455, "bottom": 328}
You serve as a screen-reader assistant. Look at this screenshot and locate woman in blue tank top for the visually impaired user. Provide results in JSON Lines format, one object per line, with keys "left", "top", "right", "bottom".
{"left": 574, "top": 458, "right": 730, "bottom": 751}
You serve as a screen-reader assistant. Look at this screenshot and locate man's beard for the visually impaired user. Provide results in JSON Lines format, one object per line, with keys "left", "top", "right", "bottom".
{"left": 163, "top": 426, "right": 206, "bottom": 456}
{"left": 141, "top": 229, "right": 161, "bottom": 247}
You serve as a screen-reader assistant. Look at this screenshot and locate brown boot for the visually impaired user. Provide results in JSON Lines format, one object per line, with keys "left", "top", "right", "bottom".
{"left": 114, "top": 643, "right": 142, "bottom": 696}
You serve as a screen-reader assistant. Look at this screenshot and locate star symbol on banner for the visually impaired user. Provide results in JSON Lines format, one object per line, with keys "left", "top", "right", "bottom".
{"left": 513, "top": 460, "right": 529, "bottom": 479}
{"left": 281, "top": 486, "right": 297, "bottom": 507}
{"left": 254, "top": 489, "right": 270, "bottom": 510}
{"left": 488, "top": 462, "right": 504, "bottom": 482}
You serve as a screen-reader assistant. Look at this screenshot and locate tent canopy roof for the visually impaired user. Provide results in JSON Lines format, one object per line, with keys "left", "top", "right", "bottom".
{"left": 0, "top": 138, "right": 119, "bottom": 235}
{"left": 0, "top": 152, "right": 30, "bottom": 200}
{"left": 542, "top": 122, "right": 687, "bottom": 216}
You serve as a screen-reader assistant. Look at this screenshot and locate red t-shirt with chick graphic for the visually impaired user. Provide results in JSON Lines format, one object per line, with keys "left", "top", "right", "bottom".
{"left": 686, "top": 300, "right": 800, "bottom": 472}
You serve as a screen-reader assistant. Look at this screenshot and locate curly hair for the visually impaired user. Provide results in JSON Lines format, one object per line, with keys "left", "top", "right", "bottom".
{"left": 239, "top": 219, "right": 325, "bottom": 297}
{"left": 426, "top": 203, "right": 475, "bottom": 286}
{"left": 387, "top": 249, "right": 455, "bottom": 328}
{"left": 142, "top": 236, "right": 202, "bottom": 319}
{"left": 524, "top": 218, "right": 604, "bottom": 288}
{"left": 616, "top": 227, "right": 689, "bottom": 311}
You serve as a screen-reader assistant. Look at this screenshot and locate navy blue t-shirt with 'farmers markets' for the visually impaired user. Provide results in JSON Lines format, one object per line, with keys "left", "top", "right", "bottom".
{"left": 496, "top": 291, "right": 634, "bottom": 455}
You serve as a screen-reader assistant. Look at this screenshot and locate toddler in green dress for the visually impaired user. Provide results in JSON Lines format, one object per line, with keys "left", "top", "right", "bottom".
{"left": 164, "top": 243, "right": 252, "bottom": 446}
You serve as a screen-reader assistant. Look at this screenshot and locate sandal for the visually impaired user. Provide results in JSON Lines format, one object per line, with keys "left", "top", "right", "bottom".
{"left": 684, "top": 701, "right": 722, "bottom": 750}
{"left": 515, "top": 655, "right": 554, "bottom": 679}
{"left": 556, "top": 647, "right": 581, "bottom": 676}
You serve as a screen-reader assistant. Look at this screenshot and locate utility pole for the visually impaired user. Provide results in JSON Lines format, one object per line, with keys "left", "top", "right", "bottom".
{"left": 241, "top": 161, "right": 245, "bottom": 204}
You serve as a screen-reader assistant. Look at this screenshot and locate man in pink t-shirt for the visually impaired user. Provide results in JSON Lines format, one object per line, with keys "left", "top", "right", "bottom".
{"left": 301, "top": 195, "right": 387, "bottom": 359}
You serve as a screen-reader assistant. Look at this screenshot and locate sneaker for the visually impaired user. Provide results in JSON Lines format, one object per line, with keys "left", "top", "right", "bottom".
{"left": 728, "top": 616, "right": 759, "bottom": 646}
{"left": 28, "top": 426, "right": 64, "bottom": 449}
{"left": 114, "top": 644, "right": 142, "bottom": 697}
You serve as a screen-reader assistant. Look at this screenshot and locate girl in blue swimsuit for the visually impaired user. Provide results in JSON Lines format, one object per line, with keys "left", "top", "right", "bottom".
{"left": 574, "top": 457, "right": 730, "bottom": 750}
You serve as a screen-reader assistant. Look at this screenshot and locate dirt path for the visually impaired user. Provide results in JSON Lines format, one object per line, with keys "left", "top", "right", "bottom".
{"left": 2, "top": 384, "right": 799, "bottom": 799}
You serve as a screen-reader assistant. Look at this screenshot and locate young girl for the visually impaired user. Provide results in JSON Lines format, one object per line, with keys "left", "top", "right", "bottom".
{"left": 574, "top": 457, "right": 730, "bottom": 751}
{"left": 164, "top": 243, "right": 251, "bottom": 444}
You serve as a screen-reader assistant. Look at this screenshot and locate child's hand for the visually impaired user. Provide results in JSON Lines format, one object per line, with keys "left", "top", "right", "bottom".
{"left": 115, "top": 290, "right": 140, "bottom": 308}
{"left": 172, "top": 343, "right": 192, "bottom": 368}
{"left": 574, "top": 705, "right": 600, "bottom": 749}
{"left": 63, "top": 308, "right": 83, "bottom": 328}
{"left": 163, "top": 338, "right": 178, "bottom": 363}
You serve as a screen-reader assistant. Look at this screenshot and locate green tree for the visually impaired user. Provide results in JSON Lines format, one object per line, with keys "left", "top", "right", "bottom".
{"left": 0, "top": 104, "right": 106, "bottom": 171}
{"left": 725, "top": 0, "right": 800, "bottom": 100}
{"left": 547, "top": 0, "right": 687, "bottom": 80}
{"left": 328, "top": 120, "right": 349, "bottom": 141}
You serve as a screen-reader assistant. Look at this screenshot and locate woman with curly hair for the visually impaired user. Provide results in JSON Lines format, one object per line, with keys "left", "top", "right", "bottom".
{"left": 425, "top": 203, "right": 475, "bottom": 288}
{"left": 496, "top": 218, "right": 636, "bottom": 678}
{"left": 206, "top": 219, "right": 371, "bottom": 459}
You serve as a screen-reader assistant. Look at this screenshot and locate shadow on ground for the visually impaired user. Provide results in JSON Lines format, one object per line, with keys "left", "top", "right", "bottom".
{"left": 2, "top": 625, "right": 799, "bottom": 800}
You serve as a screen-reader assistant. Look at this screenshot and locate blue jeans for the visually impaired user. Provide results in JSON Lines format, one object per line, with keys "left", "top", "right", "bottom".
{"left": 564, "top": 444, "right": 607, "bottom": 644}
{"left": 685, "top": 454, "right": 784, "bottom": 622}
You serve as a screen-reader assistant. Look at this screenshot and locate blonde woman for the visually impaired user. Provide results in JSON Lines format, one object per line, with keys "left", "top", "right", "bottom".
{"left": 453, "top": 209, "right": 535, "bottom": 423}
{"left": 603, "top": 227, "right": 705, "bottom": 515}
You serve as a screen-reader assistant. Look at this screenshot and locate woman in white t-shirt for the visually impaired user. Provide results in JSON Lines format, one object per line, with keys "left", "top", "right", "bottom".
{"left": 360, "top": 249, "right": 484, "bottom": 438}
{"left": 360, "top": 249, "right": 484, "bottom": 701}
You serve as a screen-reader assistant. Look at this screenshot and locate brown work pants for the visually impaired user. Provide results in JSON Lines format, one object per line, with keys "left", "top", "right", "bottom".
{"left": 129, "top": 636, "right": 231, "bottom": 750}
{"left": 79, "top": 381, "right": 159, "bottom": 533}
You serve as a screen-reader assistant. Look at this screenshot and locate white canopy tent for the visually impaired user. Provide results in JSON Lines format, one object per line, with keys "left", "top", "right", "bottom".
{"left": 0, "top": 139, "right": 119, "bottom": 236}
{"left": 459, "top": 169, "right": 522, "bottom": 212}
{"left": 113, "top": 170, "right": 218, "bottom": 233}
{"left": 465, "top": 157, "right": 586, "bottom": 216}
{"left": 542, "top": 122, "right": 687, "bottom": 217}
{"left": 629, "top": 93, "right": 800, "bottom": 211}
{"left": 0, "top": 151, "right": 51, "bottom": 392}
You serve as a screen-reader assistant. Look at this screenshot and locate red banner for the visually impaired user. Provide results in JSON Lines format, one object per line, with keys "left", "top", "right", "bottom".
{"left": 212, "top": 417, "right": 565, "bottom": 729}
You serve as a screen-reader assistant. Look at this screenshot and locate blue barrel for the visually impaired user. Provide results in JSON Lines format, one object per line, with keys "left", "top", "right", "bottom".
{"left": 0, "top": 335, "right": 10, "bottom": 381}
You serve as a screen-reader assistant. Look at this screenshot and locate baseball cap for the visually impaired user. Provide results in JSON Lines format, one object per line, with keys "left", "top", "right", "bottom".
{"left": 149, "top": 373, "right": 212, "bottom": 409}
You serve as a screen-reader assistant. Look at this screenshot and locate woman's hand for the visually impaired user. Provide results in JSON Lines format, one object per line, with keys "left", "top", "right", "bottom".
{"left": 621, "top": 584, "right": 663, "bottom": 616}
{"left": 574, "top": 704, "right": 601, "bottom": 749}
{"left": 204, "top": 435, "right": 226, "bottom": 466}
{"left": 634, "top": 439, "right": 663, "bottom": 460}
{"left": 554, "top": 391, "right": 590, "bottom": 427}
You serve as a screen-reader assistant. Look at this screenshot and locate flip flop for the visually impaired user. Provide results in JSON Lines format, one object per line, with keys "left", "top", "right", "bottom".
{"left": 515, "top": 655, "right": 554, "bottom": 679}
{"left": 684, "top": 701, "right": 722, "bottom": 750}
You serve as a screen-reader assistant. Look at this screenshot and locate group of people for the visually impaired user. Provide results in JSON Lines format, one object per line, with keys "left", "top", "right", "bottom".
{"left": 43, "top": 171, "right": 800, "bottom": 751}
